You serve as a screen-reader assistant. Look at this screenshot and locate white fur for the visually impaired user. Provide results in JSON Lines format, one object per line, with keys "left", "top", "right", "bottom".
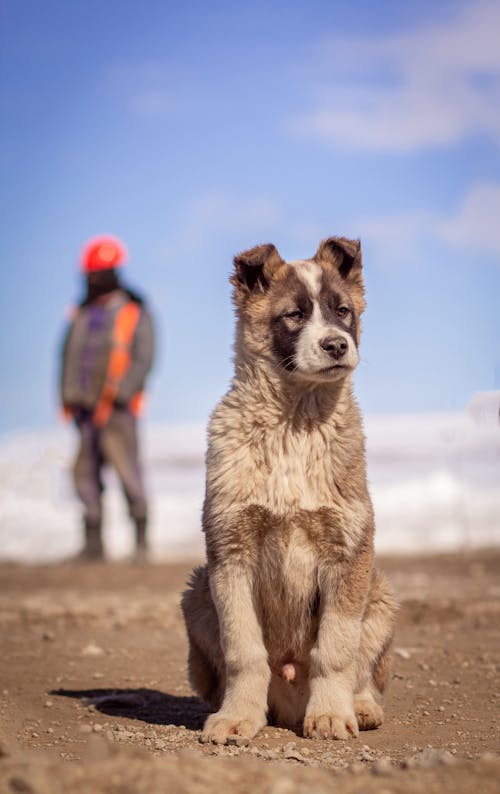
{"left": 290, "top": 259, "right": 322, "bottom": 299}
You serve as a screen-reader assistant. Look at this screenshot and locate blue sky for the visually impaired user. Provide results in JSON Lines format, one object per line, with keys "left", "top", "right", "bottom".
{"left": 1, "top": 0, "right": 499, "bottom": 434}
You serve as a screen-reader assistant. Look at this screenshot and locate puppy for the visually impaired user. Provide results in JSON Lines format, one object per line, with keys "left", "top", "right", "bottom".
{"left": 182, "top": 237, "right": 396, "bottom": 744}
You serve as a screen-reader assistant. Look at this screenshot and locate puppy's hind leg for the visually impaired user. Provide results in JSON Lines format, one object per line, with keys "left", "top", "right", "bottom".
{"left": 181, "top": 566, "right": 224, "bottom": 711}
{"left": 354, "top": 569, "right": 397, "bottom": 731}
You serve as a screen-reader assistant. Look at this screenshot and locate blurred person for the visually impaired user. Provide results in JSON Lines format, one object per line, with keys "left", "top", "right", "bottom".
{"left": 60, "top": 236, "right": 155, "bottom": 562}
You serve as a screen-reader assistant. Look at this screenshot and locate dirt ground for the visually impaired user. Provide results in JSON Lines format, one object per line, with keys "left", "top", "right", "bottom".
{"left": 0, "top": 549, "right": 499, "bottom": 793}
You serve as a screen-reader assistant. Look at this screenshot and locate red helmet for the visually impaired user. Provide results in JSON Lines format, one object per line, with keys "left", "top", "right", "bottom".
{"left": 81, "top": 235, "right": 128, "bottom": 272}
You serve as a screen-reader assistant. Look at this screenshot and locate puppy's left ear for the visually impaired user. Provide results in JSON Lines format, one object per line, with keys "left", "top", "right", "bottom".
{"left": 232, "top": 243, "right": 284, "bottom": 294}
{"left": 314, "top": 237, "right": 362, "bottom": 284}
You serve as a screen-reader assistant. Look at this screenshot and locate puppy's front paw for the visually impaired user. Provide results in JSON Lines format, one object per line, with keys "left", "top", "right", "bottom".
{"left": 303, "top": 710, "right": 359, "bottom": 740}
{"left": 200, "top": 711, "right": 266, "bottom": 745}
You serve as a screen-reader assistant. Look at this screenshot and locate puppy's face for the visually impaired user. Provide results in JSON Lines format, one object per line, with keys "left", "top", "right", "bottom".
{"left": 232, "top": 237, "right": 365, "bottom": 384}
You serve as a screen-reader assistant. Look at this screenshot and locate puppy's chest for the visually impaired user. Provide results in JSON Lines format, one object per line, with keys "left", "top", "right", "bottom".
{"left": 231, "top": 426, "right": 338, "bottom": 513}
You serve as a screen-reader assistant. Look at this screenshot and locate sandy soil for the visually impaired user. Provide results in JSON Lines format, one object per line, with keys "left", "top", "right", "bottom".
{"left": 0, "top": 550, "right": 499, "bottom": 793}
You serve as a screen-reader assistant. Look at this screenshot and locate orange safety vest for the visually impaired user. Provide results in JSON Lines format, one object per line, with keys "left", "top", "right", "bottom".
{"left": 92, "top": 301, "right": 143, "bottom": 427}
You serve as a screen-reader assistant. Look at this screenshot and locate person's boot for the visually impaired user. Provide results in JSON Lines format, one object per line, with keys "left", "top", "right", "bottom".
{"left": 77, "top": 518, "right": 104, "bottom": 562}
{"left": 132, "top": 518, "right": 148, "bottom": 564}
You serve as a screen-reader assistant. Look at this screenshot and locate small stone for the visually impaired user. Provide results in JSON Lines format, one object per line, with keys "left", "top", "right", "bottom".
{"left": 80, "top": 724, "right": 92, "bottom": 734}
{"left": 283, "top": 747, "right": 307, "bottom": 762}
{"left": 438, "top": 706, "right": 445, "bottom": 712}
{"left": 372, "top": 757, "right": 394, "bottom": 775}
{"left": 428, "top": 679, "right": 437, "bottom": 687}
{"left": 9, "top": 777, "right": 34, "bottom": 793}
{"left": 415, "top": 748, "right": 456, "bottom": 767}
{"left": 93, "top": 724, "right": 103, "bottom": 733}
{"left": 42, "top": 631, "right": 55, "bottom": 641}
{"left": 267, "top": 777, "right": 298, "bottom": 794}
{"left": 350, "top": 762, "right": 365, "bottom": 774}
{"left": 422, "top": 710, "right": 430, "bottom": 716}
{"left": 394, "top": 647, "right": 411, "bottom": 660}
{"left": 92, "top": 672, "right": 104, "bottom": 680}
{"left": 81, "top": 643, "right": 105, "bottom": 657}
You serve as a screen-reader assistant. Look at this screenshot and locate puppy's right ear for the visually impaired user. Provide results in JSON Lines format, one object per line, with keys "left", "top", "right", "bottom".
{"left": 232, "top": 244, "right": 284, "bottom": 293}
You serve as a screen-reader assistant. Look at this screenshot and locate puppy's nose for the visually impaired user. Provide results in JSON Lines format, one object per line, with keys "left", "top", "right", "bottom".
{"left": 319, "top": 336, "right": 348, "bottom": 360}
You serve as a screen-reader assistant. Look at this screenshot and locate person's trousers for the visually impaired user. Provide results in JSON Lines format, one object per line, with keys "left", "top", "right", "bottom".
{"left": 73, "top": 407, "right": 148, "bottom": 530}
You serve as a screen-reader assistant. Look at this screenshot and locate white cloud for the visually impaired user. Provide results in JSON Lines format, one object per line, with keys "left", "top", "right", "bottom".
{"left": 104, "top": 62, "right": 195, "bottom": 119}
{"left": 158, "top": 181, "right": 500, "bottom": 271}
{"left": 130, "top": 91, "right": 172, "bottom": 117}
{"left": 358, "top": 182, "right": 500, "bottom": 260}
{"left": 438, "top": 183, "right": 500, "bottom": 253}
{"left": 173, "top": 191, "right": 284, "bottom": 253}
{"left": 357, "top": 211, "right": 433, "bottom": 267}
{"left": 292, "top": 0, "right": 500, "bottom": 152}
{"left": 159, "top": 191, "right": 325, "bottom": 262}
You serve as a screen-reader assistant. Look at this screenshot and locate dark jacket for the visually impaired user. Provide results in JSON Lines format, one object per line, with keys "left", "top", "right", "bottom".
{"left": 60, "top": 290, "right": 154, "bottom": 411}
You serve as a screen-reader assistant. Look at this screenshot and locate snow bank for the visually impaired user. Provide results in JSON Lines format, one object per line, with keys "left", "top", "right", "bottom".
{"left": 0, "top": 404, "right": 498, "bottom": 562}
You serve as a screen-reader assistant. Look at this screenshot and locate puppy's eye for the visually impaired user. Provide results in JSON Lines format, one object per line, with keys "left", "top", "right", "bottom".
{"left": 283, "top": 309, "right": 303, "bottom": 320}
{"left": 337, "top": 306, "right": 350, "bottom": 319}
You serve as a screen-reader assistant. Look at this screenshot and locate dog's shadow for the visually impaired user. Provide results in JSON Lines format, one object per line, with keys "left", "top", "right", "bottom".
{"left": 51, "top": 688, "right": 209, "bottom": 731}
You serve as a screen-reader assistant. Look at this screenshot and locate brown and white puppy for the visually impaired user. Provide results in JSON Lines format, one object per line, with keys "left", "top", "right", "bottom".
{"left": 181, "top": 237, "right": 397, "bottom": 744}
